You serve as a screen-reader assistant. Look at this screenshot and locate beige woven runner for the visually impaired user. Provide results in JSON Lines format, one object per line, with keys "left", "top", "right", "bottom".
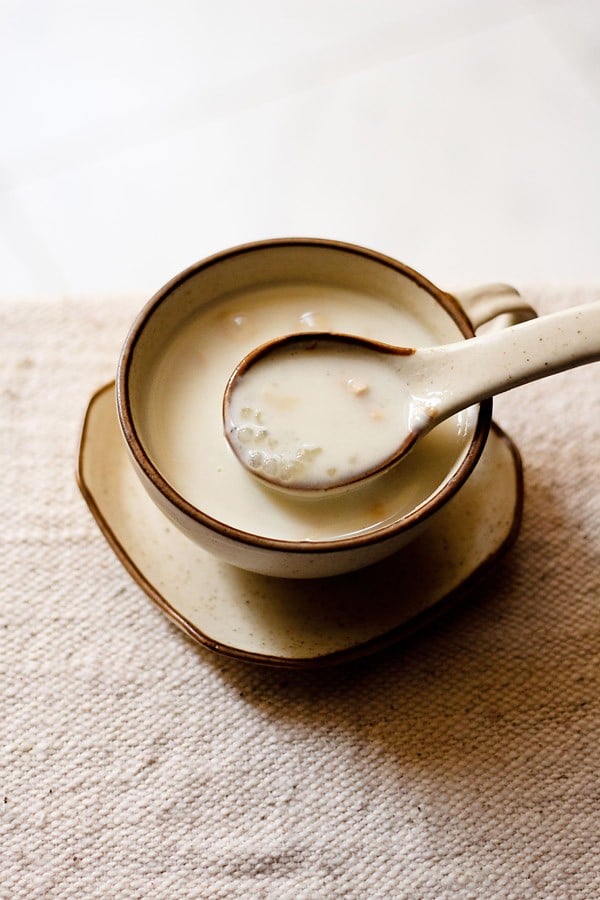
{"left": 1, "top": 287, "right": 598, "bottom": 898}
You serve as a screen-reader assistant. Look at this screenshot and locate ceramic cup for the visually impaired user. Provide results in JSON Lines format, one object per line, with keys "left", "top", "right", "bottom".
{"left": 116, "top": 238, "right": 535, "bottom": 578}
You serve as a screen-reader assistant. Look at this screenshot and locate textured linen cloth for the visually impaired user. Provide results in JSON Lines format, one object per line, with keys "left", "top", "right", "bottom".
{"left": 1, "top": 286, "right": 598, "bottom": 899}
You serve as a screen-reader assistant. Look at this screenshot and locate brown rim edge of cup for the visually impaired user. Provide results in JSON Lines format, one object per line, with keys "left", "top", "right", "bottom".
{"left": 115, "top": 238, "right": 492, "bottom": 556}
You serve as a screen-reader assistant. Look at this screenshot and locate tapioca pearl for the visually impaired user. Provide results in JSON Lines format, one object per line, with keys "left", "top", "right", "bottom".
{"left": 221, "top": 312, "right": 255, "bottom": 340}
{"left": 236, "top": 426, "right": 254, "bottom": 444}
{"left": 240, "top": 406, "right": 253, "bottom": 420}
{"left": 299, "top": 310, "right": 329, "bottom": 330}
{"left": 345, "top": 377, "right": 369, "bottom": 396}
{"left": 296, "top": 444, "right": 322, "bottom": 461}
{"left": 279, "top": 460, "right": 304, "bottom": 482}
{"left": 247, "top": 450, "right": 265, "bottom": 469}
{"left": 263, "top": 457, "right": 281, "bottom": 478}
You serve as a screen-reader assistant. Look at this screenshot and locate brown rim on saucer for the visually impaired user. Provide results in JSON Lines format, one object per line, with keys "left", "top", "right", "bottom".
{"left": 77, "top": 382, "right": 523, "bottom": 669}
{"left": 116, "top": 238, "right": 493, "bottom": 556}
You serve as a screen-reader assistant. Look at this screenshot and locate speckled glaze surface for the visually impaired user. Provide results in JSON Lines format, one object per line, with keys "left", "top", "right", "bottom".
{"left": 116, "top": 238, "right": 534, "bottom": 578}
{"left": 78, "top": 383, "right": 523, "bottom": 668}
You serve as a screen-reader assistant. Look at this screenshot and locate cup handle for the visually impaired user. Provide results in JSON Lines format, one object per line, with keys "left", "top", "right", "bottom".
{"left": 452, "top": 283, "right": 537, "bottom": 332}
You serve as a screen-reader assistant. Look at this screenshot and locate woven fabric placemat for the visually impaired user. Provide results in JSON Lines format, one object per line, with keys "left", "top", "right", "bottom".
{"left": 1, "top": 286, "right": 598, "bottom": 899}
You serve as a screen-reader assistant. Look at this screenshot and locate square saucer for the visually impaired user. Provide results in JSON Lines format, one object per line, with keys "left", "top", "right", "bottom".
{"left": 77, "top": 383, "right": 523, "bottom": 667}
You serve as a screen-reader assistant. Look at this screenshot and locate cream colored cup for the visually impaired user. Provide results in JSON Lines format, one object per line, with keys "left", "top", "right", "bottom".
{"left": 116, "top": 239, "right": 534, "bottom": 578}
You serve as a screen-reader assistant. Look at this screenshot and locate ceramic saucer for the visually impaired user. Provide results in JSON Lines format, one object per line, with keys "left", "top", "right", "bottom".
{"left": 77, "top": 383, "right": 523, "bottom": 668}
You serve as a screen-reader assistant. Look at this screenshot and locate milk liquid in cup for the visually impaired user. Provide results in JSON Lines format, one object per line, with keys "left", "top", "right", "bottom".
{"left": 140, "top": 282, "right": 478, "bottom": 543}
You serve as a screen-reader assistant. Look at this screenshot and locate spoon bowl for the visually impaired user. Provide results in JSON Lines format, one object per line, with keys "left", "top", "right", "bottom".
{"left": 223, "top": 301, "right": 600, "bottom": 493}
{"left": 223, "top": 332, "right": 421, "bottom": 492}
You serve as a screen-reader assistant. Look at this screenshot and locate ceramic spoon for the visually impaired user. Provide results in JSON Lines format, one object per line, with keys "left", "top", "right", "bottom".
{"left": 223, "top": 301, "right": 600, "bottom": 493}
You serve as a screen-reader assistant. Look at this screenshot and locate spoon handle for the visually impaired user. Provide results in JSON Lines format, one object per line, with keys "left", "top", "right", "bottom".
{"left": 418, "top": 301, "right": 600, "bottom": 418}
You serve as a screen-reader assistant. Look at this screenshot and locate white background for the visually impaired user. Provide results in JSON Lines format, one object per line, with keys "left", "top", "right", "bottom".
{"left": 1, "top": 0, "right": 599, "bottom": 300}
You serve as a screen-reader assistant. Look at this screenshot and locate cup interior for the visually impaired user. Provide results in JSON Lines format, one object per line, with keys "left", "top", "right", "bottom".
{"left": 118, "top": 240, "right": 491, "bottom": 550}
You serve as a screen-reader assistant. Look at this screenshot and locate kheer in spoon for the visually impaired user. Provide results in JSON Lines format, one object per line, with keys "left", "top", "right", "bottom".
{"left": 223, "top": 301, "right": 600, "bottom": 492}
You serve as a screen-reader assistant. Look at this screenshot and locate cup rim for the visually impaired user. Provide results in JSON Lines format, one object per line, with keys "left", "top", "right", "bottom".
{"left": 116, "top": 237, "right": 492, "bottom": 556}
